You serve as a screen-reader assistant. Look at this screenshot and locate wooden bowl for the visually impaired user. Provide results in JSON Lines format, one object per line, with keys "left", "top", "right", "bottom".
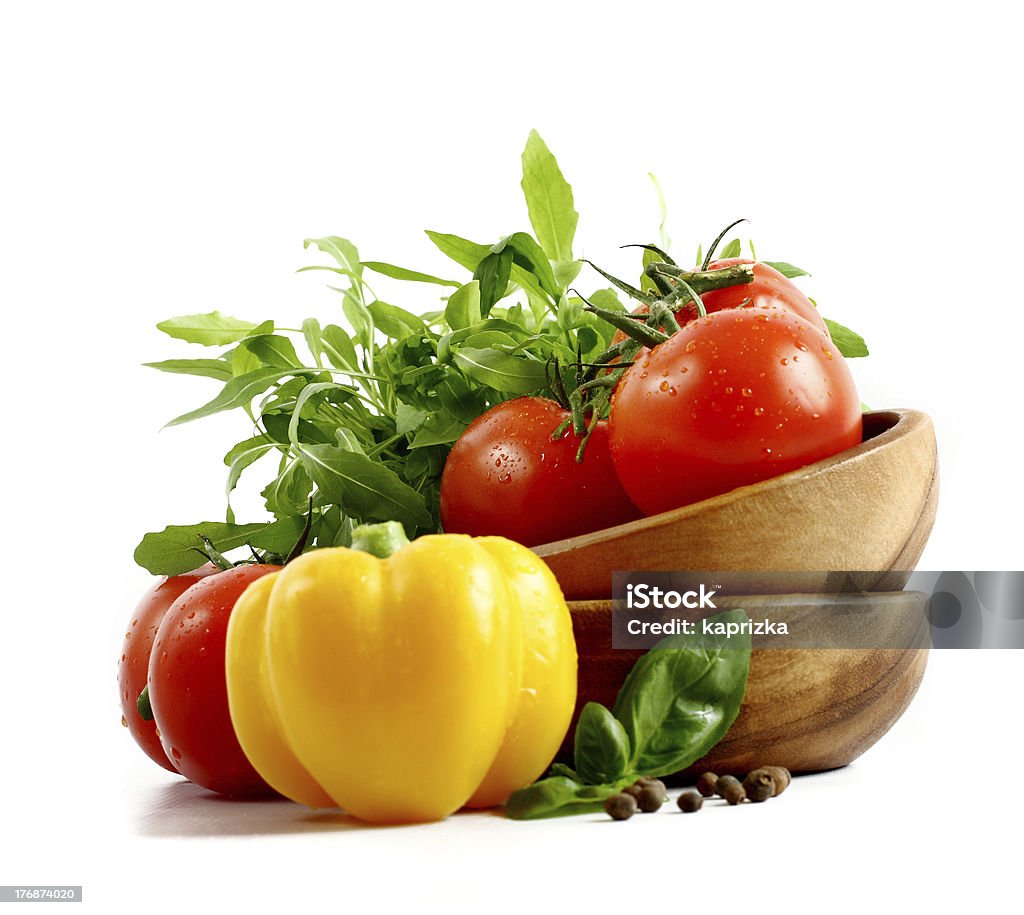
{"left": 564, "top": 592, "right": 930, "bottom": 776}
{"left": 534, "top": 409, "right": 939, "bottom": 600}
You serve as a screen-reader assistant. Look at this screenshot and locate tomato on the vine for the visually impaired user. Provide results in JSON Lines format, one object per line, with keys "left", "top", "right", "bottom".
{"left": 440, "top": 397, "right": 639, "bottom": 546}
{"left": 147, "top": 563, "right": 280, "bottom": 795}
{"left": 695, "top": 258, "right": 826, "bottom": 332}
{"left": 118, "top": 565, "right": 218, "bottom": 772}
{"left": 608, "top": 307, "right": 861, "bottom": 515}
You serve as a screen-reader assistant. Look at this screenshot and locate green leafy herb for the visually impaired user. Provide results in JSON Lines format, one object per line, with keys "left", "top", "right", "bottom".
{"left": 505, "top": 609, "right": 751, "bottom": 820}
{"left": 824, "top": 318, "right": 870, "bottom": 358}
{"left": 136, "top": 131, "right": 870, "bottom": 577}
{"left": 763, "top": 260, "right": 810, "bottom": 278}
{"left": 521, "top": 129, "right": 578, "bottom": 263}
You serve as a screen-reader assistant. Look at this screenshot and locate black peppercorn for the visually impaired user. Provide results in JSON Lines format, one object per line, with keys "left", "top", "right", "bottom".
{"left": 622, "top": 783, "right": 644, "bottom": 800}
{"left": 605, "top": 792, "right": 638, "bottom": 820}
{"left": 634, "top": 776, "right": 668, "bottom": 799}
{"left": 695, "top": 772, "right": 718, "bottom": 798}
{"left": 677, "top": 791, "right": 703, "bottom": 813}
{"left": 636, "top": 785, "right": 666, "bottom": 812}
{"left": 716, "top": 774, "right": 745, "bottom": 805}
{"left": 743, "top": 770, "right": 775, "bottom": 803}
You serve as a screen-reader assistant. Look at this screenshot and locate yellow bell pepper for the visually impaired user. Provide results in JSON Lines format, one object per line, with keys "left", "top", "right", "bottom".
{"left": 225, "top": 522, "right": 577, "bottom": 824}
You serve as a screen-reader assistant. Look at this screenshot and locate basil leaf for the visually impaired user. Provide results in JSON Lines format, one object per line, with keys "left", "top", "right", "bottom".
{"left": 452, "top": 347, "right": 546, "bottom": 395}
{"left": 574, "top": 702, "right": 631, "bottom": 785}
{"left": 298, "top": 443, "right": 432, "bottom": 529}
{"left": 368, "top": 301, "right": 426, "bottom": 339}
{"left": 444, "top": 281, "right": 481, "bottom": 331}
{"left": 156, "top": 312, "right": 259, "bottom": 346}
{"left": 362, "top": 261, "right": 460, "bottom": 288}
{"left": 473, "top": 249, "right": 513, "bottom": 318}
{"left": 521, "top": 129, "right": 578, "bottom": 262}
{"left": 505, "top": 232, "right": 559, "bottom": 300}
{"left": 144, "top": 358, "right": 233, "bottom": 380}
{"left": 612, "top": 609, "right": 751, "bottom": 778}
{"left": 505, "top": 777, "right": 616, "bottom": 821}
{"left": 823, "top": 318, "right": 870, "bottom": 357}
{"left": 133, "top": 521, "right": 272, "bottom": 575}
{"left": 763, "top": 261, "right": 810, "bottom": 278}
{"left": 303, "top": 236, "right": 362, "bottom": 277}
{"left": 717, "top": 238, "right": 742, "bottom": 259}
{"left": 166, "top": 368, "right": 300, "bottom": 427}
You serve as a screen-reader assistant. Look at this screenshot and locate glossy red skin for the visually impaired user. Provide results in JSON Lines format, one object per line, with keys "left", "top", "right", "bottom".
{"left": 148, "top": 564, "right": 280, "bottom": 795}
{"left": 118, "top": 565, "right": 218, "bottom": 772}
{"left": 609, "top": 307, "right": 861, "bottom": 515}
{"left": 611, "top": 258, "right": 827, "bottom": 354}
{"left": 699, "top": 258, "right": 827, "bottom": 332}
{"left": 440, "top": 397, "right": 640, "bottom": 546}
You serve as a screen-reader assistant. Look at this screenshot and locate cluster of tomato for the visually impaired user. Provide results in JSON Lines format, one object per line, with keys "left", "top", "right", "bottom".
{"left": 440, "top": 258, "right": 862, "bottom": 546}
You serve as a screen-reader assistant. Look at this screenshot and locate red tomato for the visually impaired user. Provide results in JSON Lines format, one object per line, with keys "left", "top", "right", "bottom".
{"left": 118, "top": 565, "right": 218, "bottom": 772}
{"left": 440, "top": 397, "right": 640, "bottom": 546}
{"left": 611, "top": 258, "right": 826, "bottom": 354}
{"left": 698, "top": 258, "right": 826, "bottom": 332}
{"left": 609, "top": 307, "right": 861, "bottom": 514}
{"left": 148, "top": 564, "right": 280, "bottom": 795}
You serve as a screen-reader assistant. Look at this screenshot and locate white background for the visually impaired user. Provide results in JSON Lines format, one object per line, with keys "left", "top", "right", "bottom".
{"left": 2, "top": 1, "right": 1022, "bottom": 912}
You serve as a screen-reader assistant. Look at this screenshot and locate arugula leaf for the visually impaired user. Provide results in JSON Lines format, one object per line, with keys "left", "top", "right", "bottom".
{"left": 574, "top": 702, "right": 631, "bottom": 785}
{"left": 302, "top": 318, "right": 324, "bottom": 367}
{"left": 134, "top": 521, "right": 273, "bottom": 575}
{"left": 425, "top": 231, "right": 490, "bottom": 272}
{"left": 410, "top": 410, "right": 467, "bottom": 448}
{"left": 297, "top": 444, "right": 432, "bottom": 530}
{"left": 505, "top": 232, "right": 560, "bottom": 300}
{"left": 612, "top": 609, "right": 751, "bottom": 777}
{"left": 473, "top": 249, "right": 514, "bottom": 318}
{"left": 156, "top": 312, "right": 259, "bottom": 346}
{"left": 764, "top": 260, "right": 810, "bottom": 278}
{"left": 362, "top": 261, "right": 460, "bottom": 287}
{"left": 444, "top": 281, "right": 481, "bottom": 331}
{"left": 453, "top": 347, "right": 546, "bottom": 395}
{"left": 824, "top": 318, "right": 870, "bottom": 357}
{"left": 521, "top": 129, "right": 578, "bottom": 262}
{"left": 144, "top": 358, "right": 233, "bottom": 380}
{"left": 241, "top": 333, "right": 302, "bottom": 369}
{"left": 165, "top": 368, "right": 301, "bottom": 427}
{"left": 303, "top": 236, "right": 362, "bottom": 278}
{"left": 224, "top": 436, "right": 279, "bottom": 499}
{"left": 717, "top": 238, "right": 742, "bottom": 259}
{"left": 368, "top": 301, "right": 426, "bottom": 339}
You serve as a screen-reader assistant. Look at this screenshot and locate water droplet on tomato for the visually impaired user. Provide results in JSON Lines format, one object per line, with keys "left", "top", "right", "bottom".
{"left": 780, "top": 358, "right": 788, "bottom": 366}
{"left": 763, "top": 447, "right": 773, "bottom": 457}
{"left": 659, "top": 380, "right": 670, "bottom": 392}
{"left": 160, "top": 651, "right": 167, "bottom": 664}
{"left": 812, "top": 412, "right": 821, "bottom": 419}
{"left": 725, "top": 386, "right": 734, "bottom": 394}
{"left": 754, "top": 407, "right": 765, "bottom": 416}
{"left": 741, "top": 387, "right": 753, "bottom": 398}
{"left": 792, "top": 355, "right": 800, "bottom": 363}
{"left": 796, "top": 341, "right": 808, "bottom": 352}
{"left": 685, "top": 340, "right": 697, "bottom": 353}
{"left": 131, "top": 619, "right": 138, "bottom": 627}
{"left": 680, "top": 366, "right": 688, "bottom": 374}
{"left": 121, "top": 716, "right": 128, "bottom": 728}
{"left": 668, "top": 387, "right": 677, "bottom": 396}
{"left": 822, "top": 347, "right": 833, "bottom": 360}
{"left": 171, "top": 747, "right": 182, "bottom": 760}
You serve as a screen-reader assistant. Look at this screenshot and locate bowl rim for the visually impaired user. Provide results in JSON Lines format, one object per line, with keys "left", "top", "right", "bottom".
{"left": 534, "top": 408, "right": 932, "bottom": 557}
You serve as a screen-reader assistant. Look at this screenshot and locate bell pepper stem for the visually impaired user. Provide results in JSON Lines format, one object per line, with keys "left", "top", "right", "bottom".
{"left": 351, "top": 521, "right": 411, "bottom": 559}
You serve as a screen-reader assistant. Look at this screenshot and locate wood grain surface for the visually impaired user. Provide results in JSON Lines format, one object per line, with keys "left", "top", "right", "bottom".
{"left": 535, "top": 409, "right": 939, "bottom": 600}
{"left": 563, "top": 593, "right": 930, "bottom": 777}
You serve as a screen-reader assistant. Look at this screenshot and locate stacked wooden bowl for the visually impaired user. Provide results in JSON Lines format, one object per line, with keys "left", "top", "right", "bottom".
{"left": 533, "top": 409, "right": 939, "bottom": 775}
